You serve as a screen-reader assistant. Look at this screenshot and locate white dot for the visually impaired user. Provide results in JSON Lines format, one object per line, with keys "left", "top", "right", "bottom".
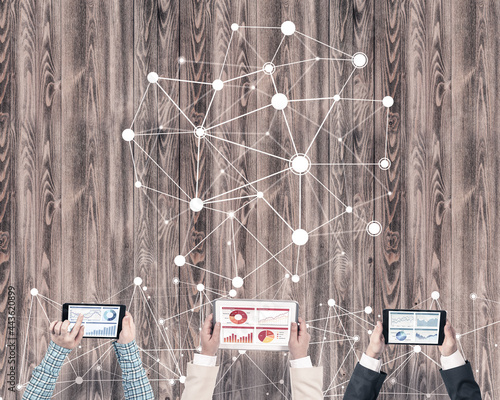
{"left": 265, "top": 131, "right": 270, "bottom": 136}
{"left": 229, "top": 289, "right": 237, "bottom": 297}
{"left": 30, "top": 288, "right": 38, "bottom": 296}
{"left": 495, "top": 344, "right": 498, "bottom": 347}
{"left": 346, "top": 206, "right": 353, "bottom": 213}
{"left": 172, "top": 277, "right": 180, "bottom": 285}
{"left": 220, "top": 169, "right": 225, "bottom": 174}
{"left": 227, "top": 241, "right": 232, "bottom": 246}
{"left": 164, "top": 219, "right": 169, "bottom": 224}
{"left": 476, "top": 369, "right": 479, "bottom": 373}
{"left": 231, "top": 23, "right": 239, "bottom": 31}
{"left": 232, "top": 276, "right": 244, "bottom": 288}
{"left": 251, "top": 85, "right": 256, "bottom": 90}
{"left": 159, "top": 125, "right": 164, "bottom": 130}
{"left": 328, "top": 299, "right": 336, "bottom": 307}
{"left": 122, "top": 129, "right": 135, "bottom": 142}
{"left": 135, "top": 181, "right": 142, "bottom": 188}
{"left": 368, "top": 330, "right": 373, "bottom": 335}
{"left": 470, "top": 293, "right": 477, "bottom": 300}
{"left": 179, "top": 376, "right": 186, "bottom": 384}
{"left": 228, "top": 212, "right": 235, "bottom": 219}
{"left": 194, "top": 126, "right": 206, "bottom": 139}
{"left": 281, "top": 21, "right": 296, "bottom": 36}
{"left": 426, "top": 394, "right": 431, "bottom": 398}
{"left": 431, "top": 291, "right": 440, "bottom": 300}
{"left": 238, "top": 349, "right": 247, "bottom": 354}
{"left": 178, "top": 57, "right": 186, "bottom": 64}
{"left": 414, "top": 345, "right": 422, "bottom": 353}
{"left": 290, "top": 155, "right": 311, "bottom": 175}
{"left": 291, "top": 274, "right": 300, "bottom": 283}
{"left": 16, "top": 384, "right": 23, "bottom": 391}
{"left": 272, "top": 93, "right": 288, "bottom": 110}
{"left": 333, "top": 94, "right": 341, "bottom": 102}
{"left": 159, "top": 319, "right": 164, "bottom": 325}
{"left": 367, "top": 221, "right": 382, "bottom": 237}
{"left": 134, "top": 277, "right": 143, "bottom": 285}
{"left": 285, "top": 273, "right": 290, "bottom": 279}
{"left": 338, "top": 137, "right": 343, "bottom": 142}
{"left": 212, "top": 79, "right": 224, "bottom": 91}
{"left": 379, "top": 158, "right": 391, "bottom": 170}
{"left": 174, "top": 255, "right": 186, "bottom": 267}
{"left": 388, "top": 191, "right": 393, "bottom": 195}
{"left": 390, "top": 378, "right": 397, "bottom": 385}
{"left": 353, "top": 335, "right": 360, "bottom": 342}
{"left": 143, "top": 286, "right": 147, "bottom": 291}
{"left": 96, "top": 365, "right": 102, "bottom": 371}
{"left": 197, "top": 283, "right": 205, "bottom": 292}
{"left": 190, "top": 198, "right": 204, "bottom": 212}
{"left": 75, "top": 376, "right": 83, "bottom": 385}
{"left": 292, "top": 229, "right": 309, "bottom": 246}
{"left": 263, "top": 62, "right": 276, "bottom": 75}
{"left": 365, "top": 306, "right": 373, "bottom": 314}
{"left": 352, "top": 52, "right": 368, "bottom": 68}
{"left": 455, "top": 334, "right": 461, "bottom": 340}
{"left": 383, "top": 96, "right": 394, "bottom": 107}
{"left": 232, "top": 356, "right": 237, "bottom": 361}
{"left": 315, "top": 56, "right": 320, "bottom": 61}
{"left": 147, "top": 72, "right": 159, "bottom": 83}
{"left": 257, "top": 192, "right": 264, "bottom": 199}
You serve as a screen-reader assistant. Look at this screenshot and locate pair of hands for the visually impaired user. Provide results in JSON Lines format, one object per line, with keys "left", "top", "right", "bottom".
{"left": 50, "top": 311, "right": 136, "bottom": 350}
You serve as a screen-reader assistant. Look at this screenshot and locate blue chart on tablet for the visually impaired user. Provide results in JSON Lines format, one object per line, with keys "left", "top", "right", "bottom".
{"left": 68, "top": 305, "right": 120, "bottom": 337}
{"left": 388, "top": 311, "right": 441, "bottom": 344}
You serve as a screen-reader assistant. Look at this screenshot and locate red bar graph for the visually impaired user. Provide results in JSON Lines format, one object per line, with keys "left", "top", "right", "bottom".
{"left": 224, "top": 332, "right": 253, "bottom": 343}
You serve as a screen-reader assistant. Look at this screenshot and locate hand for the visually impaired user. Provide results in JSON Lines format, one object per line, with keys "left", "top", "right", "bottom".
{"left": 366, "top": 321, "right": 385, "bottom": 359}
{"left": 288, "top": 317, "right": 310, "bottom": 360}
{"left": 439, "top": 321, "right": 457, "bottom": 357}
{"left": 50, "top": 314, "right": 85, "bottom": 350}
{"left": 201, "top": 314, "right": 221, "bottom": 356}
{"left": 117, "top": 311, "right": 136, "bottom": 344}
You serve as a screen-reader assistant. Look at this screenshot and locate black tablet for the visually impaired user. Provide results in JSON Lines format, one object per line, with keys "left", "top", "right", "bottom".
{"left": 383, "top": 309, "right": 446, "bottom": 345}
{"left": 62, "top": 303, "right": 126, "bottom": 339}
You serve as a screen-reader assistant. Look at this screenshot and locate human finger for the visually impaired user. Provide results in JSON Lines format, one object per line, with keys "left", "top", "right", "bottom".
{"left": 70, "top": 314, "right": 84, "bottom": 339}
{"left": 203, "top": 314, "right": 214, "bottom": 335}
{"left": 61, "top": 320, "right": 71, "bottom": 336}
{"left": 49, "top": 320, "right": 57, "bottom": 333}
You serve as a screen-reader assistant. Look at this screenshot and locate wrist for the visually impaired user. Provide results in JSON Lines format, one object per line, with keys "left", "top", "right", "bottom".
{"left": 365, "top": 348, "right": 382, "bottom": 360}
{"left": 290, "top": 352, "right": 308, "bottom": 360}
{"left": 201, "top": 349, "right": 217, "bottom": 357}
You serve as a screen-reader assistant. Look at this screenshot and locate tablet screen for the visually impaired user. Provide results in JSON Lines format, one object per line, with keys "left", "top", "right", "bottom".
{"left": 214, "top": 300, "right": 298, "bottom": 351}
{"left": 387, "top": 310, "right": 442, "bottom": 344}
{"left": 67, "top": 305, "right": 122, "bottom": 338}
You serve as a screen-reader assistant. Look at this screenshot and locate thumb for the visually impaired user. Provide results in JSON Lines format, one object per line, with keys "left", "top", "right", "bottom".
{"left": 212, "top": 322, "right": 221, "bottom": 340}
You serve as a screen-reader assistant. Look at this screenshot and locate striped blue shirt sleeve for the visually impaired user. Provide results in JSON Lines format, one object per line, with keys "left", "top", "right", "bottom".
{"left": 113, "top": 340, "right": 154, "bottom": 399}
{"left": 22, "top": 341, "right": 71, "bottom": 400}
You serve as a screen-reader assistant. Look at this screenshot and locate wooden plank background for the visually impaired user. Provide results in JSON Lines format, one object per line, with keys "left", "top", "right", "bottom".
{"left": 1, "top": 0, "right": 499, "bottom": 399}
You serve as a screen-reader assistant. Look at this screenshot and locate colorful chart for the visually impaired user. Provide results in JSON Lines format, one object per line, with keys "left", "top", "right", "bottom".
{"left": 103, "top": 309, "right": 117, "bottom": 321}
{"left": 258, "top": 330, "right": 275, "bottom": 343}
{"left": 396, "top": 331, "right": 407, "bottom": 341}
{"left": 229, "top": 310, "right": 248, "bottom": 325}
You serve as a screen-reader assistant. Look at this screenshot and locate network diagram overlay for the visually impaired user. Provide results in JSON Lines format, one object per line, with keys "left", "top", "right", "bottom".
{"left": 16, "top": 21, "right": 500, "bottom": 399}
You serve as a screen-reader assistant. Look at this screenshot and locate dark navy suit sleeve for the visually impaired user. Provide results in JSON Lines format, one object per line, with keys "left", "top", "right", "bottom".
{"left": 343, "top": 363, "right": 387, "bottom": 400}
{"left": 440, "top": 361, "right": 482, "bottom": 400}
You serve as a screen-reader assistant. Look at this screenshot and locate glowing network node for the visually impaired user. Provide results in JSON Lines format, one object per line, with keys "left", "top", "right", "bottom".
{"left": 470, "top": 293, "right": 477, "bottom": 300}
{"left": 228, "top": 212, "right": 235, "bottom": 219}
{"left": 134, "top": 277, "right": 143, "bottom": 286}
{"left": 285, "top": 273, "right": 290, "bottom": 279}
{"left": 75, "top": 377, "right": 83, "bottom": 385}
{"left": 352, "top": 52, "right": 368, "bottom": 68}
{"left": 383, "top": 96, "right": 394, "bottom": 108}
{"left": 364, "top": 306, "right": 373, "bottom": 314}
{"left": 353, "top": 335, "right": 360, "bottom": 342}
{"left": 281, "top": 21, "right": 296, "bottom": 35}
{"left": 135, "top": 181, "right": 142, "bottom": 188}
{"left": 333, "top": 94, "right": 341, "bottom": 102}
{"left": 414, "top": 345, "right": 422, "bottom": 353}
{"left": 346, "top": 206, "right": 353, "bottom": 213}
{"left": 229, "top": 289, "right": 237, "bottom": 297}
{"left": 290, "top": 154, "right": 311, "bottom": 175}
{"left": 122, "top": 129, "right": 135, "bottom": 142}
{"left": 431, "top": 291, "right": 440, "bottom": 300}
{"left": 159, "top": 319, "right": 165, "bottom": 325}
{"left": 212, "top": 79, "right": 224, "bottom": 91}
{"left": 279, "top": 379, "right": 284, "bottom": 385}
{"left": 251, "top": 85, "right": 256, "bottom": 90}
{"left": 338, "top": 137, "right": 343, "bottom": 142}
{"left": 143, "top": 286, "right": 147, "bottom": 291}
{"left": 368, "top": 330, "right": 373, "bottom": 335}
{"left": 315, "top": 56, "right": 320, "bottom": 61}
{"left": 178, "top": 56, "right": 186, "bottom": 64}
{"left": 174, "top": 255, "right": 186, "bottom": 267}
{"left": 17, "top": 385, "right": 23, "bottom": 391}
{"left": 271, "top": 93, "right": 288, "bottom": 110}
{"left": 263, "top": 62, "right": 276, "bottom": 75}
{"left": 30, "top": 288, "right": 38, "bottom": 296}
{"left": 194, "top": 126, "right": 207, "bottom": 139}
{"left": 390, "top": 378, "right": 397, "bottom": 385}
{"left": 367, "top": 221, "right": 382, "bottom": 237}
{"left": 257, "top": 192, "right": 264, "bottom": 199}
{"left": 227, "top": 241, "right": 232, "bottom": 246}
{"left": 291, "top": 274, "right": 300, "bottom": 283}
{"left": 147, "top": 72, "right": 159, "bottom": 83}
{"left": 238, "top": 349, "right": 247, "bottom": 354}
{"left": 232, "top": 356, "right": 237, "bottom": 361}
{"left": 231, "top": 23, "right": 239, "bottom": 31}
{"left": 328, "top": 299, "right": 336, "bottom": 307}
{"left": 232, "top": 276, "right": 244, "bottom": 288}
{"left": 96, "top": 365, "right": 102, "bottom": 371}
{"left": 292, "top": 229, "right": 309, "bottom": 246}
{"left": 197, "top": 283, "right": 205, "bottom": 292}
{"left": 179, "top": 376, "right": 186, "bottom": 384}
{"left": 172, "top": 277, "right": 180, "bottom": 285}
{"left": 378, "top": 158, "right": 391, "bottom": 170}
{"left": 164, "top": 219, "right": 169, "bottom": 224}
{"left": 190, "top": 198, "right": 204, "bottom": 212}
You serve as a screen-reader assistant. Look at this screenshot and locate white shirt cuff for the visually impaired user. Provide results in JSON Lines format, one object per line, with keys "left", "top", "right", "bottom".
{"left": 193, "top": 353, "right": 217, "bottom": 367}
{"left": 360, "top": 353, "right": 382, "bottom": 373}
{"left": 440, "top": 350, "right": 466, "bottom": 370}
{"left": 290, "top": 356, "right": 313, "bottom": 368}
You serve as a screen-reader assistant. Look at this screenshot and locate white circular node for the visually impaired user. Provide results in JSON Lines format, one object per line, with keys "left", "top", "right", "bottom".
{"left": 147, "top": 72, "right": 159, "bottom": 83}
{"left": 328, "top": 299, "right": 336, "bottom": 307}
{"left": 16, "top": 384, "right": 23, "bottom": 391}
{"left": 365, "top": 306, "right": 373, "bottom": 314}
{"left": 159, "top": 319, "right": 165, "bottom": 325}
{"left": 257, "top": 192, "right": 264, "bottom": 199}
{"left": 265, "top": 131, "right": 270, "bottom": 136}
{"left": 290, "top": 154, "right": 311, "bottom": 175}
{"left": 190, "top": 198, "right": 204, "bottom": 212}
{"left": 122, "top": 128, "right": 135, "bottom": 142}
{"left": 238, "top": 349, "right": 247, "bottom": 354}
{"left": 143, "top": 286, "right": 147, "bottom": 291}
{"left": 333, "top": 94, "right": 341, "bottom": 102}
{"left": 378, "top": 158, "right": 391, "bottom": 170}
{"left": 227, "top": 241, "right": 232, "bottom": 246}
{"left": 197, "top": 283, "right": 205, "bottom": 292}
{"left": 194, "top": 126, "right": 207, "bottom": 139}
{"left": 96, "top": 365, "right": 102, "bottom": 371}
{"left": 431, "top": 291, "right": 440, "bottom": 300}
{"left": 346, "top": 206, "right": 353, "bottom": 213}
{"left": 470, "top": 293, "right": 477, "bottom": 300}
{"left": 232, "top": 356, "right": 237, "bottom": 361}
{"left": 315, "top": 56, "right": 320, "bottom": 61}
{"left": 414, "top": 345, "right": 422, "bottom": 353}
{"left": 228, "top": 212, "right": 235, "bottom": 219}
{"left": 251, "top": 85, "right": 256, "bottom": 90}
{"left": 292, "top": 229, "right": 309, "bottom": 246}
{"left": 285, "top": 273, "right": 290, "bottom": 279}
{"left": 30, "top": 288, "right": 38, "bottom": 296}
{"left": 306, "top": 324, "right": 310, "bottom": 328}
{"left": 178, "top": 57, "right": 186, "bottom": 65}
{"left": 179, "top": 376, "right": 186, "bottom": 384}
{"left": 220, "top": 169, "right": 225, "bottom": 174}
{"left": 75, "top": 377, "right": 84, "bottom": 385}
{"left": 196, "top": 346, "right": 202, "bottom": 352}
{"left": 212, "top": 79, "right": 224, "bottom": 91}
{"left": 231, "top": 23, "right": 239, "bottom": 31}
{"left": 390, "top": 378, "right": 397, "bottom": 385}
{"left": 263, "top": 62, "right": 276, "bottom": 75}
{"left": 279, "top": 379, "right": 284, "bottom": 385}
{"left": 281, "top": 21, "right": 296, "bottom": 36}
{"left": 368, "top": 329, "right": 373, "bottom": 335}
{"left": 135, "top": 181, "right": 142, "bottom": 188}
{"left": 291, "top": 274, "right": 300, "bottom": 283}
{"left": 383, "top": 96, "right": 394, "bottom": 108}
{"left": 353, "top": 335, "right": 360, "bottom": 342}
{"left": 172, "top": 277, "right": 180, "bottom": 285}
{"left": 134, "top": 277, "right": 143, "bottom": 286}
{"left": 229, "top": 289, "right": 237, "bottom": 297}
{"left": 367, "top": 221, "right": 382, "bottom": 237}
{"left": 426, "top": 394, "right": 431, "bottom": 398}
{"left": 164, "top": 219, "right": 170, "bottom": 224}
{"left": 352, "top": 52, "right": 368, "bottom": 68}
{"left": 271, "top": 93, "right": 288, "bottom": 110}
{"left": 232, "top": 276, "right": 244, "bottom": 288}
{"left": 174, "top": 255, "right": 186, "bottom": 267}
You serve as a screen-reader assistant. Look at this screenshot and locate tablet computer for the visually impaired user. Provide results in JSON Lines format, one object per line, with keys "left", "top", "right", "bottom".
{"left": 213, "top": 299, "right": 299, "bottom": 351}
{"left": 62, "top": 303, "right": 126, "bottom": 339}
{"left": 383, "top": 309, "right": 446, "bottom": 345}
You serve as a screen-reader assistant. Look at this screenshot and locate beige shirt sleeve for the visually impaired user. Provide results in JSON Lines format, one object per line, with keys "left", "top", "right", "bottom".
{"left": 290, "top": 366, "right": 323, "bottom": 400}
{"left": 180, "top": 362, "right": 220, "bottom": 400}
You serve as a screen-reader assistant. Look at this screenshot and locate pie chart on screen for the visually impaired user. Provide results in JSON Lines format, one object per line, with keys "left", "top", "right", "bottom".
{"left": 229, "top": 310, "right": 247, "bottom": 324}
{"left": 258, "top": 330, "right": 275, "bottom": 343}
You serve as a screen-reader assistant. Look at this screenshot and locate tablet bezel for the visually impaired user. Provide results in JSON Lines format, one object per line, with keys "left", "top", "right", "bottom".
{"left": 62, "top": 303, "right": 126, "bottom": 339}
{"left": 383, "top": 309, "right": 446, "bottom": 346}
{"left": 213, "top": 299, "right": 299, "bottom": 351}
